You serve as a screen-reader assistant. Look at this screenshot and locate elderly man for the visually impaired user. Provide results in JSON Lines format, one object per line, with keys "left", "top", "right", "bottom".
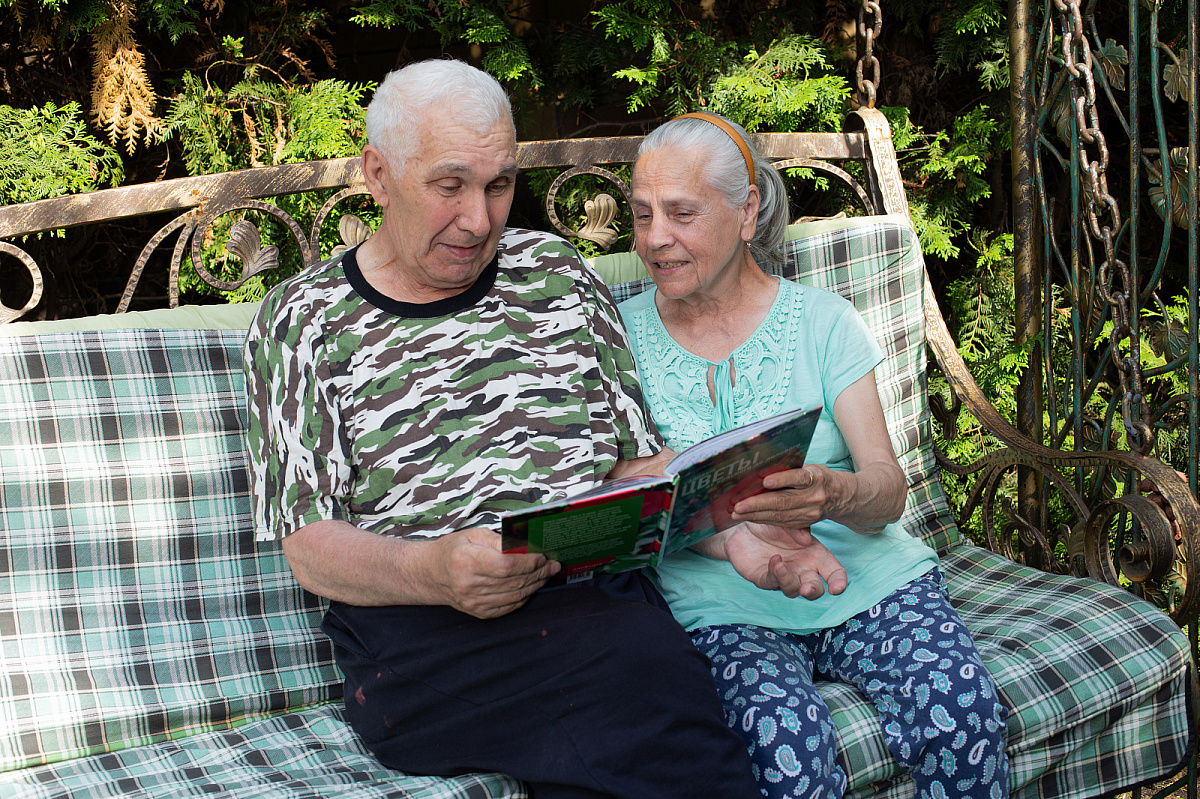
{"left": 243, "top": 58, "right": 767, "bottom": 798}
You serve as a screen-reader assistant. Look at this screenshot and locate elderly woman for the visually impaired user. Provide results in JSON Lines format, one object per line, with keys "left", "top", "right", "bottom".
{"left": 617, "top": 112, "right": 1009, "bottom": 799}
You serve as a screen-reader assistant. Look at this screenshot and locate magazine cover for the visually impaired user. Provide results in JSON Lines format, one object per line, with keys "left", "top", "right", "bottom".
{"left": 501, "top": 476, "right": 674, "bottom": 584}
{"left": 662, "top": 405, "right": 822, "bottom": 553}
{"left": 501, "top": 406, "right": 822, "bottom": 580}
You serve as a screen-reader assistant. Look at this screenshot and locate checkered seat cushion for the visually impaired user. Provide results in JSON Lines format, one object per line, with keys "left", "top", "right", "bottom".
{"left": 0, "top": 217, "right": 1193, "bottom": 799}
{"left": 597, "top": 216, "right": 1196, "bottom": 798}
{"left": 0, "top": 328, "right": 522, "bottom": 797}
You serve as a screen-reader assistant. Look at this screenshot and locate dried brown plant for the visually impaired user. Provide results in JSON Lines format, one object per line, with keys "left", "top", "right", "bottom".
{"left": 271, "top": 106, "right": 286, "bottom": 165}
{"left": 242, "top": 109, "right": 264, "bottom": 168}
{"left": 90, "top": 0, "right": 163, "bottom": 155}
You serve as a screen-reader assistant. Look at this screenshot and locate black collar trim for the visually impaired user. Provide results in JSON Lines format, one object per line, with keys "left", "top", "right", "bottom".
{"left": 342, "top": 246, "right": 500, "bottom": 318}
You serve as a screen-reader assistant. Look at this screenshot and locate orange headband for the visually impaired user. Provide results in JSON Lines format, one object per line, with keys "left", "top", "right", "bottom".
{"left": 672, "top": 112, "right": 756, "bottom": 186}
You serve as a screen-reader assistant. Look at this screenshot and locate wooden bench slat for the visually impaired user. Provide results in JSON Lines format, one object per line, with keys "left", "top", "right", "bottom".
{"left": 0, "top": 133, "right": 869, "bottom": 239}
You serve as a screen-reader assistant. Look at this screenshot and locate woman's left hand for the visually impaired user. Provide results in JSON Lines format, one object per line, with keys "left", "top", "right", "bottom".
{"left": 722, "top": 522, "right": 848, "bottom": 599}
{"left": 729, "top": 465, "right": 833, "bottom": 530}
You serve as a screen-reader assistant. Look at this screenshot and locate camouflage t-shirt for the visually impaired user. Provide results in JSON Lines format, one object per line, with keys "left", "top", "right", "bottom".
{"left": 245, "top": 228, "right": 660, "bottom": 542}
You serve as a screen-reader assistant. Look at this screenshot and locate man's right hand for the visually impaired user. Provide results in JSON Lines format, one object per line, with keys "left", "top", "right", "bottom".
{"left": 281, "top": 520, "right": 559, "bottom": 618}
{"left": 431, "top": 528, "right": 561, "bottom": 618}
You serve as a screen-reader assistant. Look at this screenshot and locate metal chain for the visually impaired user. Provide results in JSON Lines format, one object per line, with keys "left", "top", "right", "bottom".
{"left": 1054, "top": 0, "right": 1154, "bottom": 455}
{"left": 855, "top": 0, "right": 881, "bottom": 108}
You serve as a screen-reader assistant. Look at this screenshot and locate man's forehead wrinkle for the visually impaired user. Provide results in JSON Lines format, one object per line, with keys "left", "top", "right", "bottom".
{"left": 427, "top": 159, "right": 519, "bottom": 179}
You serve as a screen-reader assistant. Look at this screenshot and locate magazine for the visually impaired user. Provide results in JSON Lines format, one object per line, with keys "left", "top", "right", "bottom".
{"left": 500, "top": 405, "right": 822, "bottom": 584}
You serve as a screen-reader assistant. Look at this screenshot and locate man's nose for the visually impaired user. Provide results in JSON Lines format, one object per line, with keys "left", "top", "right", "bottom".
{"left": 457, "top": 189, "right": 491, "bottom": 236}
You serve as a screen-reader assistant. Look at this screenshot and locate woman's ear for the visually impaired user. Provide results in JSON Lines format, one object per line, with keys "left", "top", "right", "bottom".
{"left": 361, "top": 145, "right": 392, "bottom": 209}
{"left": 741, "top": 184, "right": 761, "bottom": 242}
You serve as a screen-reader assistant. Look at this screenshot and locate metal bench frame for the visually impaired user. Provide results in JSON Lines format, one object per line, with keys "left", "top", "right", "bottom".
{"left": 3, "top": 107, "right": 1198, "bottom": 637}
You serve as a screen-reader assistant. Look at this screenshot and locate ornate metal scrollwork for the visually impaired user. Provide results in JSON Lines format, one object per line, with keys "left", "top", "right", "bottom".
{"left": 224, "top": 220, "right": 281, "bottom": 279}
{"left": 122, "top": 202, "right": 306, "bottom": 307}
{"left": 0, "top": 241, "right": 44, "bottom": 324}
{"left": 190, "top": 200, "right": 310, "bottom": 293}
{"left": 771, "top": 157, "right": 877, "bottom": 216}
{"left": 120, "top": 191, "right": 376, "bottom": 307}
{"left": 331, "top": 214, "right": 372, "bottom": 258}
{"left": 311, "top": 186, "right": 373, "bottom": 259}
{"left": 931, "top": 374, "right": 1200, "bottom": 625}
{"left": 578, "top": 194, "right": 621, "bottom": 250}
{"left": 122, "top": 210, "right": 198, "bottom": 312}
{"left": 540, "top": 155, "right": 881, "bottom": 253}
{"left": 544, "top": 166, "right": 631, "bottom": 252}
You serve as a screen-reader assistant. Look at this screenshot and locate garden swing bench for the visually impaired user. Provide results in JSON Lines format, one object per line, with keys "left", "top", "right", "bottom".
{"left": 2, "top": 1, "right": 1200, "bottom": 794}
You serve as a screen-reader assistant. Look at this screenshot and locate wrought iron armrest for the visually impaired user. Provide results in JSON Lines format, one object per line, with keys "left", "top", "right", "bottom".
{"left": 842, "top": 105, "right": 1200, "bottom": 628}
{"left": 925, "top": 278, "right": 1200, "bottom": 628}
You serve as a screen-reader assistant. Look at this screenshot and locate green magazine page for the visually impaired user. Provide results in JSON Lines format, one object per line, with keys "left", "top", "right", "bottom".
{"left": 502, "top": 476, "right": 674, "bottom": 584}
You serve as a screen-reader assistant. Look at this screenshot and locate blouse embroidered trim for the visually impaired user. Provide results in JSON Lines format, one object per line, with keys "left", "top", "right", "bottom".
{"left": 630, "top": 280, "right": 805, "bottom": 452}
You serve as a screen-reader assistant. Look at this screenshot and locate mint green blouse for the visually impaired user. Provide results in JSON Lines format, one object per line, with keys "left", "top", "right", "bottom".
{"left": 618, "top": 279, "right": 937, "bottom": 634}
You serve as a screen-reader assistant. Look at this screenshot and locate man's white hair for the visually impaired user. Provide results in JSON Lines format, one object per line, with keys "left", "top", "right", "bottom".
{"left": 365, "top": 59, "right": 514, "bottom": 174}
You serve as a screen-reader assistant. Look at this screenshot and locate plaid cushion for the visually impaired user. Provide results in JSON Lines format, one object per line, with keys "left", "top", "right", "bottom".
{"left": 0, "top": 702, "right": 524, "bottom": 798}
{"left": 0, "top": 330, "right": 343, "bottom": 771}
{"left": 834, "top": 545, "right": 1195, "bottom": 798}
{"left": 780, "top": 218, "right": 959, "bottom": 552}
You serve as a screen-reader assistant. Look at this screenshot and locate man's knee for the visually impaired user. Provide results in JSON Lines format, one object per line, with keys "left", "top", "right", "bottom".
{"left": 561, "top": 594, "right": 714, "bottom": 697}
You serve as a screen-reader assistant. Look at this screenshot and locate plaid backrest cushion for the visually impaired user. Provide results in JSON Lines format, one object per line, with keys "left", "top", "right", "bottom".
{"left": 0, "top": 329, "right": 341, "bottom": 772}
{"left": 602, "top": 216, "right": 961, "bottom": 551}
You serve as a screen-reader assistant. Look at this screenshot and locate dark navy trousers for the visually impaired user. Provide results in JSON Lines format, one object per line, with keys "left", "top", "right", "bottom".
{"left": 322, "top": 572, "right": 762, "bottom": 799}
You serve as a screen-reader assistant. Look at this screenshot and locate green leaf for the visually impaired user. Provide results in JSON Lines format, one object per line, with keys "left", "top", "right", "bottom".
{"left": 1148, "top": 147, "right": 1193, "bottom": 229}
{"left": 0, "top": 102, "right": 124, "bottom": 206}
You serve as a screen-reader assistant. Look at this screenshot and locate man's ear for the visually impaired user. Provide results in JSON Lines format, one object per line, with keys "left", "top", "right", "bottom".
{"left": 361, "top": 145, "right": 392, "bottom": 209}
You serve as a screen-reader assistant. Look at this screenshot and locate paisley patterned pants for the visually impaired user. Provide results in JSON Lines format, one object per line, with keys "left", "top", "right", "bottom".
{"left": 691, "top": 570, "right": 1009, "bottom": 799}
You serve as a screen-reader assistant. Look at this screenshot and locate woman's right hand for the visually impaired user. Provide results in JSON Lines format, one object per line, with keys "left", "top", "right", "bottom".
{"left": 716, "top": 523, "right": 848, "bottom": 600}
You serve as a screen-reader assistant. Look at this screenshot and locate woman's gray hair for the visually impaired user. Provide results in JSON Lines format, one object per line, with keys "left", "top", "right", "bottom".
{"left": 637, "top": 114, "right": 790, "bottom": 271}
{"left": 365, "top": 59, "right": 514, "bottom": 175}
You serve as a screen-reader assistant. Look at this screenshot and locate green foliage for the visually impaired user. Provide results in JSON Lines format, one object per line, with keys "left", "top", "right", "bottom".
{"left": 349, "top": 0, "right": 537, "bottom": 86}
{"left": 596, "top": 0, "right": 732, "bottom": 117}
{"left": 533, "top": 31, "right": 852, "bottom": 255}
{"left": 884, "top": 105, "right": 1002, "bottom": 261}
{"left": 934, "top": 0, "right": 1009, "bottom": 90}
{"left": 163, "top": 70, "right": 371, "bottom": 174}
{"left": 946, "top": 231, "right": 1016, "bottom": 363}
{"left": 0, "top": 101, "right": 123, "bottom": 207}
{"left": 708, "top": 37, "right": 849, "bottom": 133}
{"left": 933, "top": 233, "right": 1022, "bottom": 543}
{"left": 1093, "top": 293, "right": 1195, "bottom": 467}
{"left": 140, "top": 0, "right": 201, "bottom": 41}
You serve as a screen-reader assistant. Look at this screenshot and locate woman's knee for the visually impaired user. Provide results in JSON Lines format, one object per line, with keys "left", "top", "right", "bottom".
{"left": 694, "top": 625, "right": 847, "bottom": 798}
{"left": 894, "top": 662, "right": 1008, "bottom": 798}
